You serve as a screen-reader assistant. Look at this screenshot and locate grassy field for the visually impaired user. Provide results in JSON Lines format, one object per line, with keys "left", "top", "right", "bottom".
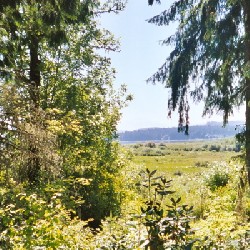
{"left": 125, "top": 138, "right": 241, "bottom": 175}
{"left": 132, "top": 151, "right": 237, "bottom": 174}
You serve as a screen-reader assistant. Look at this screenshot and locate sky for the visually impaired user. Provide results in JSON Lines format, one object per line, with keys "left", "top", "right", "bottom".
{"left": 100, "top": 0, "right": 245, "bottom": 131}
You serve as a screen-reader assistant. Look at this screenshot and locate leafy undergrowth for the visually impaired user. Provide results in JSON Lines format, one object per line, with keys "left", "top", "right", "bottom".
{"left": 0, "top": 148, "right": 250, "bottom": 249}
{"left": 85, "top": 161, "right": 250, "bottom": 249}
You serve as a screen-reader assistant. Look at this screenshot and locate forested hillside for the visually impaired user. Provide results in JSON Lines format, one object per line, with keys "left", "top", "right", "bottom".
{"left": 119, "top": 121, "right": 243, "bottom": 141}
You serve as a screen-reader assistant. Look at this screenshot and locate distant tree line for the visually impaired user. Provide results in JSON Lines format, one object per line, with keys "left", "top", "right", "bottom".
{"left": 119, "top": 122, "right": 240, "bottom": 141}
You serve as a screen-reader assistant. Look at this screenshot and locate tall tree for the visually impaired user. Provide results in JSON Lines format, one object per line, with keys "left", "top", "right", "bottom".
{"left": 0, "top": 0, "right": 126, "bottom": 184}
{"left": 147, "top": 0, "right": 250, "bottom": 185}
{"left": 0, "top": 0, "right": 94, "bottom": 184}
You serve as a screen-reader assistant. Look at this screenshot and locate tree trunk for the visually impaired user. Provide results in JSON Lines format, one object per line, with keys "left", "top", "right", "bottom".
{"left": 28, "top": 35, "right": 41, "bottom": 184}
{"left": 243, "top": 0, "right": 250, "bottom": 186}
{"left": 29, "top": 36, "right": 40, "bottom": 107}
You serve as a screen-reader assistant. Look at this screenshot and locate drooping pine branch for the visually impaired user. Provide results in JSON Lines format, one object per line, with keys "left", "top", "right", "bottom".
{"left": 147, "top": 0, "right": 245, "bottom": 127}
{"left": 148, "top": 0, "right": 161, "bottom": 6}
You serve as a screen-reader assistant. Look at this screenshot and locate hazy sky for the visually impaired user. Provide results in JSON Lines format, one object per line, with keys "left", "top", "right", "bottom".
{"left": 101, "top": 0, "right": 245, "bottom": 131}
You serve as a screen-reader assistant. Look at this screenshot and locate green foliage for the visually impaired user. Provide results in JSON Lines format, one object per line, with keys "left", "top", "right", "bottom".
{"left": 0, "top": 147, "right": 132, "bottom": 249}
{"left": 193, "top": 190, "right": 250, "bottom": 249}
{"left": 195, "top": 161, "right": 209, "bottom": 168}
{"left": 127, "top": 139, "right": 239, "bottom": 157}
{"left": 118, "top": 146, "right": 249, "bottom": 248}
{"left": 84, "top": 155, "right": 249, "bottom": 250}
{"left": 145, "top": 142, "right": 157, "bottom": 148}
{"left": 161, "top": 198, "right": 195, "bottom": 249}
{"left": 204, "top": 161, "right": 244, "bottom": 192}
{"left": 1, "top": 158, "right": 247, "bottom": 249}
{"left": 194, "top": 230, "right": 250, "bottom": 249}
{"left": 1, "top": 0, "right": 250, "bottom": 247}
{"left": 0, "top": 83, "right": 61, "bottom": 185}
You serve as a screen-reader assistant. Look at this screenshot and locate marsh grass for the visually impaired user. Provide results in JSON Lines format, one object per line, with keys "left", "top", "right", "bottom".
{"left": 126, "top": 138, "right": 240, "bottom": 175}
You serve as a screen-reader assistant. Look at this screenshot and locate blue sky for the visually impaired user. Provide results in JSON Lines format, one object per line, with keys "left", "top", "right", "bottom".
{"left": 101, "top": 0, "right": 245, "bottom": 131}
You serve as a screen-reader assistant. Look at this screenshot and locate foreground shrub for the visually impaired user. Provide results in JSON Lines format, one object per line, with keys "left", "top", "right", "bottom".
{"left": 1, "top": 161, "right": 249, "bottom": 249}
{"left": 136, "top": 169, "right": 195, "bottom": 249}
{"left": 0, "top": 188, "right": 88, "bottom": 249}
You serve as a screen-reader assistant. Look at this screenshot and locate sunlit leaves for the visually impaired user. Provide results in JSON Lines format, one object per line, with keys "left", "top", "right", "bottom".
{"left": 0, "top": 188, "right": 88, "bottom": 249}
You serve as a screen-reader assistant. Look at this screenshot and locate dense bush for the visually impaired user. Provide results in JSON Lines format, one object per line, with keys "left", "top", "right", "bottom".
{"left": 84, "top": 164, "right": 249, "bottom": 249}
{"left": 204, "top": 163, "right": 230, "bottom": 191}
{"left": 206, "top": 171, "right": 229, "bottom": 191}
{"left": 209, "top": 144, "right": 221, "bottom": 152}
{"left": 195, "top": 161, "right": 209, "bottom": 168}
{"left": 145, "top": 142, "right": 157, "bottom": 148}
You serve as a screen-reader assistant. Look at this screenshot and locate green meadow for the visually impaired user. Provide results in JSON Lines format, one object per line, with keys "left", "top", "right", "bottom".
{"left": 126, "top": 138, "right": 240, "bottom": 174}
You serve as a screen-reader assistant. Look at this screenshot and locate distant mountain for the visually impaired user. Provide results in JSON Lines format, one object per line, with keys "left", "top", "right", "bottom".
{"left": 118, "top": 121, "right": 244, "bottom": 142}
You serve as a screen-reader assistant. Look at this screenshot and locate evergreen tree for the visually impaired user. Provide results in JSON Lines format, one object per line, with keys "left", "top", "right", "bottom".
{"left": 147, "top": 0, "right": 250, "bottom": 185}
